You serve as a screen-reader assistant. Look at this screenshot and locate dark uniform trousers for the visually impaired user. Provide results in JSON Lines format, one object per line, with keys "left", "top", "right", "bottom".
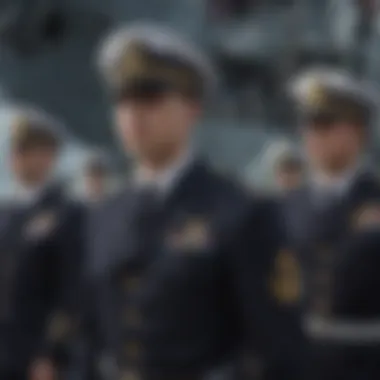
{"left": 82, "top": 160, "right": 306, "bottom": 380}
{"left": 282, "top": 170, "right": 380, "bottom": 380}
{"left": 0, "top": 184, "right": 85, "bottom": 379}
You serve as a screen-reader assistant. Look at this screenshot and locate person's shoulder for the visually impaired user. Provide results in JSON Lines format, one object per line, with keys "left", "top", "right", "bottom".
{"left": 204, "top": 166, "right": 290, "bottom": 216}
{"left": 204, "top": 168, "right": 288, "bottom": 237}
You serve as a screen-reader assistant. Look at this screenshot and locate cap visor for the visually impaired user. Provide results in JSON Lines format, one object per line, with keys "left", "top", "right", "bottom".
{"left": 113, "top": 78, "right": 174, "bottom": 101}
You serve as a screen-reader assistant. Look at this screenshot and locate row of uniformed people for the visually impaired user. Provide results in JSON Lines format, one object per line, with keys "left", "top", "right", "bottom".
{"left": 0, "top": 23, "right": 308, "bottom": 380}
{"left": 0, "top": 111, "right": 115, "bottom": 380}
{"left": 1, "top": 21, "right": 380, "bottom": 380}
{"left": 282, "top": 68, "right": 380, "bottom": 380}
{"left": 0, "top": 109, "right": 86, "bottom": 380}
{"left": 259, "top": 68, "right": 380, "bottom": 380}
{"left": 79, "top": 23, "right": 307, "bottom": 380}
{"left": 0, "top": 116, "right": 114, "bottom": 380}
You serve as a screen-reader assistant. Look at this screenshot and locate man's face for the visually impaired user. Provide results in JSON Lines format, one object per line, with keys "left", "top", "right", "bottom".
{"left": 11, "top": 146, "right": 57, "bottom": 186}
{"left": 114, "top": 92, "right": 199, "bottom": 164}
{"left": 303, "top": 118, "right": 364, "bottom": 173}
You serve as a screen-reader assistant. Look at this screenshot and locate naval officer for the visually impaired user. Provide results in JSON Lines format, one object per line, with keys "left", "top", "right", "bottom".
{"left": 82, "top": 23, "right": 305, "bottom": 380}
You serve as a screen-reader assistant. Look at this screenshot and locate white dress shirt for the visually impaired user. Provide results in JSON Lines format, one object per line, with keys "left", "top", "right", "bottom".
{"left": 12, "top": 183, "right": 47, "bottom": 207}
{"left": 134, "top": 149, "right": 194, "bottom": 198}
{"left": 310, "top": 164, "right": 364, "bottom": 207}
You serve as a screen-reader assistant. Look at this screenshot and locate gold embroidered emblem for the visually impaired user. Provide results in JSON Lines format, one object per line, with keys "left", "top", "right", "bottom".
{"left": 25, "top": 210, "right": 57, "bottom": 239}
{"left": 270, "top": 249, "right": 301, "bottom": 304}
{"left": 123, "top": 276, "right": 141, "bottom": 292}
{"left": 352, "top": 203, "right": 380, "bottom": 230}
{"left": 167, "top": 217, "right": 211, "bottom": 251}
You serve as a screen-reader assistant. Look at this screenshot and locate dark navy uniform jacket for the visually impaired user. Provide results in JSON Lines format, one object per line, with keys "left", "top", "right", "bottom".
{"left": 83, "top": 159, "right": 305, "bottom": 380}
{"left": 0, "top": 183, "right": 85, "bottom": 378}
{"left": 282, "top": 169, "right": 380, "bottom": 380}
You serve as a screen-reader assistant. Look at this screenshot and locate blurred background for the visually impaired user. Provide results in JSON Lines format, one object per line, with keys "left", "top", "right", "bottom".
{"left": 0, "top": 0, "right": 378, "bottom": 195}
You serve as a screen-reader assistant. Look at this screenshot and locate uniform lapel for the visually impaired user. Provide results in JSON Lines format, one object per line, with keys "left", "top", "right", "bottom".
{"left": 0, "top": 203, "right": 33, "bottom": 319}
{"left": 106, "top": 159, "right": 212, "bottom": 276}
{"left": 346, "top": 170, "right": 379, "bottom": 205}
{"left": 100, "top": 185, "right": 155, "bottom": 276}
{"left": 286, "top": 187, "right": 319, "bottom": 245}
{"left": 293, "top": 184, "right": 350, "bottom": 245}
{"left": 344, "top": 170, "right": 380, "bottom": 231}
{"left": 311, "top": 170, "right": 378, "bottom": 241}
{"left": 163, "top": 158, "right": 211, "bottom": 212}
{"left": 0, "top": 203, "right": 32, "bottom": 250}
{"left": 21, "top": 183, "right": 64, "bottom": 244}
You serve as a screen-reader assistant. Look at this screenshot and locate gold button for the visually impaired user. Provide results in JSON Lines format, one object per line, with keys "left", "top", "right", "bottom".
{"left": 242, "top": 352, "right": 263, "bottom": 378}
{"left": 125, "top": 341, "right": 142, "bottom": 360}
{"left": 313, "top": 271, "right": 331, "bottom": 291}
{"left": 125, "top": 309, "right": 142, "bottom": 327}
{"left": 312, "top": 296, "right": 330, "bottom": 317}
{"left": 47, "top": 312, "right": 71, "bottom": 342}
{"left": 120, "top": 369, "right": 140, "bottom": 380}
{"left": 317, "top": 245, "right": 333, "bottom": 262}
{"left": 124, "top": 276, "right": 141, "bottom": 291}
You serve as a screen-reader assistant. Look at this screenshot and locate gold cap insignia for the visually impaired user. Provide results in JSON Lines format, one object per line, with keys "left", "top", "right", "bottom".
{"left": 111, "top": 41, "right": 197, "bottom": 94}
{"left": 270, "top": 249, "right": 301, "bottom": 305}
{"left": 306, "top": 80, "right": 327, "bottom": 108}
{"left": 11, "top": 115, "right": 30, "bottom": 139}
{"left": 116, "top": 42, "right": 149, "bottom": 81}
{"left": 167, "top": 217, "right": 211, "bottom": 252}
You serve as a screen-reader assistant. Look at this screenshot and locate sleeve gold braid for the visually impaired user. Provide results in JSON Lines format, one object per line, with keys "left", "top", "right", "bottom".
{"left": 270, "top": 249, "right": 301, "bottom": 305}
